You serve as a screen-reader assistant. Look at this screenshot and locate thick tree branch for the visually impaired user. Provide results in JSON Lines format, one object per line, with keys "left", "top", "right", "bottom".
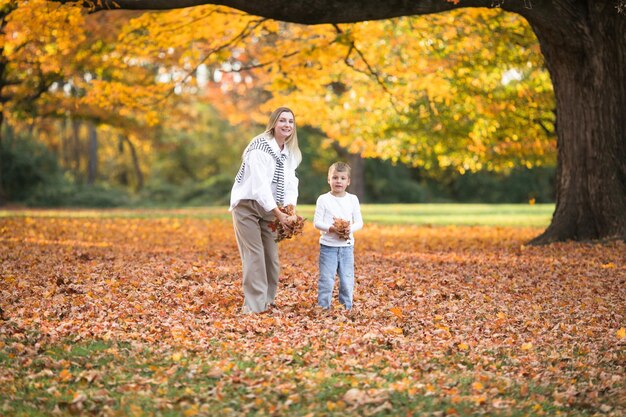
{"left": 63, "top": 0, "right": 537, "bottom": 22}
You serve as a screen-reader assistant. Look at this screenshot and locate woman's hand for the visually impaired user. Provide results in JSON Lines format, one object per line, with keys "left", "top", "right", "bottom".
{"left": 280, "top": 213, "right": 295, "bottom": 231}
{"left": 271, "top": 205, "right": 305, "bottom": 242}
{"left": 282, "top": 214, "right": 300, "bottom": 232}
{"left": 273, "top": 209, "right": 293, "bottom": 231}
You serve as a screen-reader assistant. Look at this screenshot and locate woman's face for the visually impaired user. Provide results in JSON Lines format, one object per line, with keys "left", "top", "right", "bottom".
{"left": 273, "top": 111, "right": 295, "bottom": 142}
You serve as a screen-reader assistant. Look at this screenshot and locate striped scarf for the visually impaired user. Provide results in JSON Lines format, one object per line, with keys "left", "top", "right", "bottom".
{"left": 235, "top": 135, "right": 287, "bottom": 206}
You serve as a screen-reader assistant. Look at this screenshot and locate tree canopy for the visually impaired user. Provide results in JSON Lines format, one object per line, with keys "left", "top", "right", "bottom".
{"left": 111, "top": 6, "right": 555, "bottom": 174}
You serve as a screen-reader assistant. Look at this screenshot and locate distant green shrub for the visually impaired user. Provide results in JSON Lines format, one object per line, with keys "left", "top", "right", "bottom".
{"left": 365, "top": 159, "right": 432, "bottom": 203}
{"left": 0, "top": 135, "right": 66, "bottom": 201}
{"left": 138, "top": 181, "right": 183, "bottom": 206}
{"left": 27, "top": 183, "right": 132, "bottom": 208}
{"left": 451, "top": 167, "right": 555, "bottom": 203}
{"left": 139, "top": 174, "right": 233, "bottom": 207}
{"left": 180, "top": 174, "right": 234, "bottom": 206}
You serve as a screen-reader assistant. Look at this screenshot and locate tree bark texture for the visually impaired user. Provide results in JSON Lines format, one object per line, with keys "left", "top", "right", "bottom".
{"left": 525, "top": 2, "right": 626, "bottom": 243}
{"left": 66, "top": 0, "right": 626, "bottom": 242}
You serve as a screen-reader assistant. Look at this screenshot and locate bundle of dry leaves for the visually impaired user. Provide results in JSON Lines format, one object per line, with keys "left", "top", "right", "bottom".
{"left": 333, "top": 217, "right": 351, "bottom": 240}
{"left": 269, "top": 204, "right": 305, "bottom": 242}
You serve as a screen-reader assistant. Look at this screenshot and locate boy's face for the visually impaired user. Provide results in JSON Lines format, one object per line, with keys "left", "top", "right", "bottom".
{"left": 328, "top": 168, "right": 351, "bottom": 195}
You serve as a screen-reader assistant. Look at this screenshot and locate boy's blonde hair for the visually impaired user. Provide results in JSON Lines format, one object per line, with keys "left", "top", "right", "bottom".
{"left": 329, "top": 162, "right": 351, "bottom": 177}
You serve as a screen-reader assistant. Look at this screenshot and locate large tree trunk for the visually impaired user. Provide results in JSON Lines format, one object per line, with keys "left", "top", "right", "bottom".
{"left": 119, "top": 134, "right": 144, "bottom": 191}
{"left": 526, "top": 4, "right": 626, "bottom": 243}
{"left": 347, "top": 153, "right": 366, "bottom": 202}
{"left": 0, "top": 6, "right": 12, "bottom": 206}
{"left": 71, "top": 118, "right": 82, "bottom": 182}
{"left": 332, "top": 142, "right": 366, "bottom": 201}
{"left": 0, "top": 111, "right": 6, "bottom": 206}
{"left": 61, "top": 118, "right": 71, "bottom": 169}
{"left": 116, "top": 134, "right": 129, "bottom": 186}
{"left": 87, "top": 122, "right": 98, "bottom": 184}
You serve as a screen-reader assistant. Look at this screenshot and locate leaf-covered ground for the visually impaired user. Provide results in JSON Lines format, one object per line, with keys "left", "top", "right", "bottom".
{"left": 1, "top": 215, "right": 624, "bottom": 416}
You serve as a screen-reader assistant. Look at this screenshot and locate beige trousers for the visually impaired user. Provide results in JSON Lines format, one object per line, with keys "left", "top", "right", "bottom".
{"left": 232, "top": 200, "right": 279, "bottom": 313}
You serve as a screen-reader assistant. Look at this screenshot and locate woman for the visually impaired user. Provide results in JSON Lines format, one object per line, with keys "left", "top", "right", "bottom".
{"left": 230, "top": 107, "right": 302, "bottom": 314}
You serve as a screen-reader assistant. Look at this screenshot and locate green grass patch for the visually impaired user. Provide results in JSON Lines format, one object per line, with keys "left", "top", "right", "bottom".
{"left": 0, "top": 203, "right": 554, "bottom": 227}
{"left": 357, "top": 203, "right": 553, "bottom": 227}
{"left": 1, "top": 333, "right": 599, "bottom": 417}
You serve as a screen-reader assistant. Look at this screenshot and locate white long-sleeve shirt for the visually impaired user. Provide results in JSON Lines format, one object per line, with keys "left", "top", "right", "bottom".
{"left": 314, "top": 192, "right": 363, "bottom": 247}
{"left": 229, "top": 135, "right": 299, "bottom": 212}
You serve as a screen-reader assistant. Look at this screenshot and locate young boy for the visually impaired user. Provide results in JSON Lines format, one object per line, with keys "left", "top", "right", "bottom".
{"left": 313, "top": 162, "right": 363, "bottom": 311}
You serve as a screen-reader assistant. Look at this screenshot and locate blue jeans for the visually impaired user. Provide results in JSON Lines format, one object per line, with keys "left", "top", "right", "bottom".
{"left": 318, "top": 244, "right": 354, "bottom": 310}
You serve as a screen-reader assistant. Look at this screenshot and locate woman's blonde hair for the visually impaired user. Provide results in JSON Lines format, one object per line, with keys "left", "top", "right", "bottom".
{"left": 265, "top": 106, "right": 302, "bottom": 167}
